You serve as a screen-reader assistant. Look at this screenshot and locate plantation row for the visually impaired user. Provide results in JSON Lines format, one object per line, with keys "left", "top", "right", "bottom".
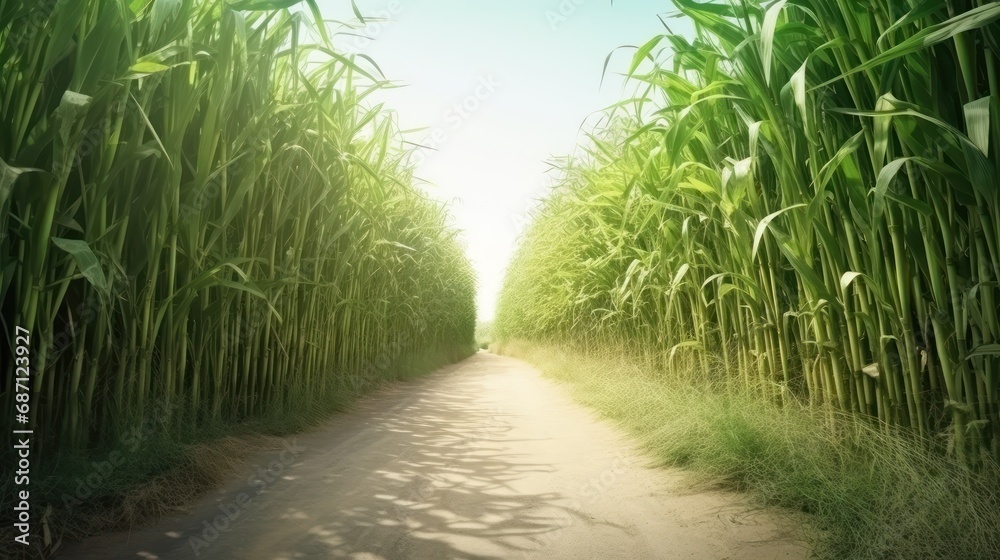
{"left": 0, "top": 0, "right": 476, "bottom": 453}
{"left": 497, "top": 0, "right": 1000, "bottom": 464}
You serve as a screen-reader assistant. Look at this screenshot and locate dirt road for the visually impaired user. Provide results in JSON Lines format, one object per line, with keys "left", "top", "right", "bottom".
{"left": 60, "top": 352, "right": 808, "bottom": 559}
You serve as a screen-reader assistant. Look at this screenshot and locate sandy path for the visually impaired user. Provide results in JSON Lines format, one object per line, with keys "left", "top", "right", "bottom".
{"left": 59, "top": 352, "right": 809, "bottom": 560}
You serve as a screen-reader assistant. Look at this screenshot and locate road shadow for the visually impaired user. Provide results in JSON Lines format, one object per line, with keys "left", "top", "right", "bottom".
{"left": 59, "top": 356, "right": 606, "bottom": 559}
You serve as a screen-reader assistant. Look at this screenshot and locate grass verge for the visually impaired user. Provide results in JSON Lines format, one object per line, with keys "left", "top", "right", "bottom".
{"left": 493, "top": 340, "right": 1000, "bottom": 560}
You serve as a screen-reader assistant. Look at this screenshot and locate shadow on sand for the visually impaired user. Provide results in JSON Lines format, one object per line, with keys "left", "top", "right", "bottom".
{"left": 60, "top": 357, "right": 614, "bottom": 559}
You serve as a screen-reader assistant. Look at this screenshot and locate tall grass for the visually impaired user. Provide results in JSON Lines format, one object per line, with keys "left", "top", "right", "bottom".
{"left": 0, "top": 0, "right": 475, "bottom": 455}
{"left": 497, "top": 0, "right": 1000, "bottom": 465}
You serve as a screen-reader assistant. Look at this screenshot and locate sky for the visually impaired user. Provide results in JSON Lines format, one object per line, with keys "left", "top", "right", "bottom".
{"left": 312, "top": 0, "right": 691, "bottom": 321}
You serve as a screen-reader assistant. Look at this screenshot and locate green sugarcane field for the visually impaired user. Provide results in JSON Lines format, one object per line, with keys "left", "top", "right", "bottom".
{"left": 2, "top": 1, "right": 999, "bottom": 559}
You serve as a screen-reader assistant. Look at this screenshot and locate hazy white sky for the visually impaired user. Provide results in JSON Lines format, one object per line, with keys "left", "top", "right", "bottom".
{"left": 313, "top": 0, "right": 691, "bottom": 321}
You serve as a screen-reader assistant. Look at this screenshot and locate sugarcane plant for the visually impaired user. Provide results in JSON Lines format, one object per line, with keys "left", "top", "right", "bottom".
{"left": 497, "top": 0, "right": 1000, "bottom": 465}
{"left": 0, "top": 0, "right": 476, "bottom": 455}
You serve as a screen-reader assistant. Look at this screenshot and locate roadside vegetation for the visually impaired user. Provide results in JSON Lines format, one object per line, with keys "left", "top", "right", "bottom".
{"left": 496, "top": 0, "right": 1000, "bottom": 558}
{"left": 475, "top": 320, "right": 494, "bottom": 349}
{"left": 0, "top": 0, "right": 475, "bottom": 556}
{"left": 496, "top": 340, "right": 1000, "bottom": 560}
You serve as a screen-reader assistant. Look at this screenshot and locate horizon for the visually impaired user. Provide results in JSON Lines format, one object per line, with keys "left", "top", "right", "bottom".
{"left": 312, "top": 0, "right": 694, "bottom": 321}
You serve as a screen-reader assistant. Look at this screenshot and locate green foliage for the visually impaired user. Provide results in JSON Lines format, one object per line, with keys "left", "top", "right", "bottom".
{"left": 475, "top": 320, "right": 493, "bottom": 349}
{"left": 0, "top": 0, "right": 476, "bottom": 455}
{"left": 497, "top": 0, "right": 1000, "bottom": 465}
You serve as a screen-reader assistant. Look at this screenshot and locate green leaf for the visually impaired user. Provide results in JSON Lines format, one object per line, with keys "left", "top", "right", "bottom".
{"left": 840, "top": 271, "right": 864, "bottom": 292}
{"left": 129, "top": 0, "right": 151, "bottom": 15}
{"left": 227, "top": 0, "right": 303, "bottom": 9}
{"left": 42, "top": 0, "right": 89, "bottom": 74}
{"left": 629, "top": 35, "right": 666, "bottom": 77}
{"left": 748, "top": 121, "right": 763, "bottom": 167}
{"left": 963, "top": 97, "right": 991, "bottom": 155}
{"left": 761, "top": 0, "right": 787, "bottom": 86}
{"left": 304, "top": 0, "right": 330, "bottom": 45}
{"left": 876, "top": 0, "right": 945, "bottom": 51}
{"left": 670, "top": 263, "right": 690, "bottom": 289}
{"left": 815, "top": 3, "right": 1000, "bottom": 90}
{"left": 351, "top": 0, "right": 366, "bottom": 24}
{"left": 0, "top": 158, "right": 43, "bottom": 208}
{"left": 872, "top": 94, "right": 897, "bottom": 170}
{"left": 814, "top": 131, "right": 864, "bottom": 193}
{"left": 885, "top": 192, "right": 933, "bottom": 216}
{"left": 872, "top": 158, "right": 910, "bottom": 221}
{"left": 669, "top": 340, "right": 704, "bottom": 363}
{"left": 52, "top": 238, "right": 110, "bottom": 296}
{"left": 130, "top": 92, "right": 171, "bottom": 167}
{"left": 776, "top": 241, "right": 837, "bottom": 308}
{"left": 124, "top": 61, "right": 171, "bottom": 79}
{"left": 150, "top": 0, "right": 182, "bottom": 35}
{"left": 718, "top": 283, "right": 741, "bottom": 299}
{"left": 966, "top": 344, "right": 1000, "bottom": 359}
{"left": 873, "top": 157, "right": 966, "bottom": 221}
{"left": 752, "top": 204, "right": 805, "bottom": 261}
